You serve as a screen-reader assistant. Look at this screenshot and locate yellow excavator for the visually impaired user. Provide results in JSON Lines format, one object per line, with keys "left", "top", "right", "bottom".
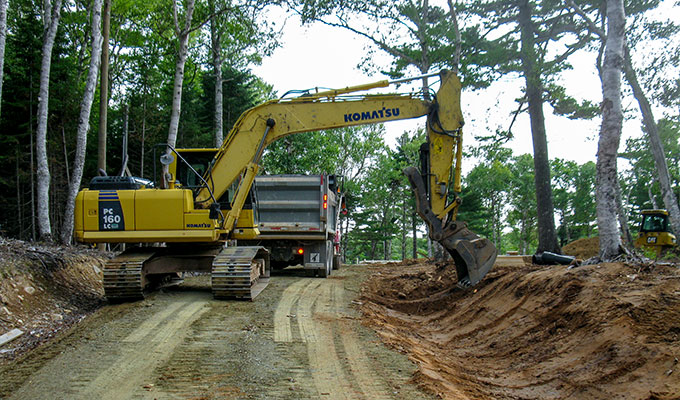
{"left": 74, "top": 70, "right": 497, "bottom": 301}
{"left": 634, "top": 209, "right": 677, "bottom": 256}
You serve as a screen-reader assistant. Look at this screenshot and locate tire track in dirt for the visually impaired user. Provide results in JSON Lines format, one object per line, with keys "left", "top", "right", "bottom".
{"left": 306, "top": 282, "right": 354, "bottom": 399}
{"left": 84, "top": 299, "right": 208, "bottom": 400}
{"left": 273, "top": 277, "right": 392, "bottom": 399}
{"left": 273, "top": 279, "right": 309, "bottom": 342}
{"left": 7, "top": 293, "right": 209, "bottom": 400}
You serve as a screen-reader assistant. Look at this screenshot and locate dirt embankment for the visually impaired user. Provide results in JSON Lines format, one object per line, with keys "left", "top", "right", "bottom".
{"left": 360, "top": 259, "right": 680, "bottom": 399}
{"left": 0, "top": 238, "right": 107, "bottom": 359}
{"left": 562, "top": 237, "right": 601, "bottom": 259}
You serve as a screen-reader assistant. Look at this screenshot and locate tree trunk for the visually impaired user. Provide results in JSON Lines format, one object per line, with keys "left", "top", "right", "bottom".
{"left": 60, "top": 0, "right": 103, "bottom": 244}
{"left": 98, "top": 0, "right": 110, "bottom": 175}
{"left": 0, "top": 0, "right": 8, "bottom": 118}
{"left": 623, "top": 46, "right": 680, "bottom": 236}
{"left": 30, "top": 74, "right": 36, "bottom": 241}
{"left": 596, "top": 0, "right": 625, "bottom": 260}
{"left": 518, "top": 0, "right": 560, "bottom": 255}
{"left": 648, "top": 185, "right": 658, "bottom": 209}
{"left": 36, "top": 0, "right": 63, "bottom": 242}
{"left": 141, "top": 97, "right": 147, "bottom": 177}
{"left": 401, "top": 196, "right": 406, "bottom": 260}
{"left": 210, "top": 8, "right": 224, "bottom": 147}
{"left": 616, "top": 179, "right": 634, "bottom": 248}
{"left": 164, "top": 0, "right": 196, "bottom": 183}
{"left": 16, "top": 146, "right": 21, "bottom": 234}
{"left": 412, "top": 210, "right": 417, "bottom": 259}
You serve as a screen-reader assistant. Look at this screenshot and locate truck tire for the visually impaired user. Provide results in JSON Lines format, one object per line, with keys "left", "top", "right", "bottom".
{"left": 332, "top": 254, "right": 342, "bottom": 270}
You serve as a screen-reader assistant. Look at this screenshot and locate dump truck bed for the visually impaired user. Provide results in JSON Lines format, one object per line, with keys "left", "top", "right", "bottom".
{"left": 254, "top": 174, "right": 339, "bottom": 239}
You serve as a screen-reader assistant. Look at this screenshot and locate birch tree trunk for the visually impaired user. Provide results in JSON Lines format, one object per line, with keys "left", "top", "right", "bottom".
{"left": 623, "top": 47, "right": 680, "bottom": 236}
{"left": 0, "top": 0, "right": 9, "bottom": 118}
{"left": 163, "top": 0, "right": 196, "bottom": 183}
{"left": 596, "top": 0, "right": 625, "bottom": 260}
{"left": 60, "top": 0, "right": 104, "bottom": 244}
{"left": 36, "top": 0, "right": 63, "bottom": 242}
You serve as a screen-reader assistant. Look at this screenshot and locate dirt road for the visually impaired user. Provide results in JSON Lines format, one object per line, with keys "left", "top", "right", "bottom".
{"left": 0, "top": 267, "right": 432, "bottom": 399}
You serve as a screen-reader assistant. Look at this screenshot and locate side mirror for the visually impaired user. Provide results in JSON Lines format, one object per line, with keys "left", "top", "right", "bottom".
{"left": 160, "top": 153, "right": 174, "bottom": 165}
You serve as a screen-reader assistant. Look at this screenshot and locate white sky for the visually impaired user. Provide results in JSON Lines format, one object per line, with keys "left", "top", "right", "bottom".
{"left": 251, "top": 3, "right": 679, "bottom": 169}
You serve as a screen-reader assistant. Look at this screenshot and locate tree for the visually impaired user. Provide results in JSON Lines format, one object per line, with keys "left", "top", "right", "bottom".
{"left": 164, "top": 0, "right": 197, "bottom": 184}
{"left": 464, "top": 143, "right": 513, "bottom": 250}
{"left": 35, "top": 0, "right": 63, "bottom": 242}
{"left": 596, "top": 0, "right": 626, "bottom": 259}
{"left": 507, "top": 153, "right": 537, "bottom": 254}
{"left": 569, "top": 0, "right": 680, "bottom": 242}
{"left": 60, "top": 0, "right": 104, "bottom": 244}
{"left": 97, "top": 0, "right": 110, "bottom": 174}
{"left": 621, "top": 49, "right": 680, "bottom": 236}
{"left": 516, "top": 0, "right": 560, "bottom": 254}
{"left": 208, "top": 0, "right": 276, "bottom": 147}
{"left": 209, "top": 0, "right": 224, "bottom": 147}
{"left": 0, "top": 0, "right": 8, "bottom": 118}
{"left": 621, "top": 119, "right": 680, "bottom": 213}
{"left": 552, "top": 158, "right": 578, "bottom": 245}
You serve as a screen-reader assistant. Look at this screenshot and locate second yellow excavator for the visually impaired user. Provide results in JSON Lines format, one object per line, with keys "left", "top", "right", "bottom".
{"left": 73, "top": 70, "right": 497, "bottom": 301}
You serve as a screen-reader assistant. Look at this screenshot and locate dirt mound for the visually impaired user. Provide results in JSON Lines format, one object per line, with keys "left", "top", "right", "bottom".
{"left": 360, "top": 260, "right": 680, "bottom": 399}
{"left": 562, "top": 236, "right": 600, "bottom": 259}
{"left": 0, "top": 238, "right": 106, "bottom": 360}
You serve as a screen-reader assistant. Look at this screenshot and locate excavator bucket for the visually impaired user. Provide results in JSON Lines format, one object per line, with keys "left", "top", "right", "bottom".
{"left": 436, "top": 222, "right": 497, "bottom": 287}
{"left": 404, "top": 166, "right": 497, "bottom": 288}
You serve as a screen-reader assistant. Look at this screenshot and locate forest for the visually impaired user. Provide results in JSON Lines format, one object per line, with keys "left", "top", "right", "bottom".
{"left": 0, "top": 0, "right": 678, "bottom": 262}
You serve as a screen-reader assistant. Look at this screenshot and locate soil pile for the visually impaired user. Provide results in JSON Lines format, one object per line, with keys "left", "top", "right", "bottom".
{"left": 360, "top": 259, "right": 680, "bottom": 399}
{"left": 562, "top": 237, "right": 600, "bottom": 259}
{"left": 0, "top": 238, "right": 106, "bottom": 360}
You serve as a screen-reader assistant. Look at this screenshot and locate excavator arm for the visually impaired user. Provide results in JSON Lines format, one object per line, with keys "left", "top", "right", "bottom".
{"left": 197, "top": 70, "right": 496, "bottom": 287}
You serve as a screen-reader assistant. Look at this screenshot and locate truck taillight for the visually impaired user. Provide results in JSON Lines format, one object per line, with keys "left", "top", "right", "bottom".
{"left": 297, "top": 248, "right": 304, "bottom": 255}
{"left": 323, "top": 194, "right": 328, "bottom": 209}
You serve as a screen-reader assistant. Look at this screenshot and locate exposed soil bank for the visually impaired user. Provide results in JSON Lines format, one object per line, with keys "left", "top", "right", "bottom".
{"left": 360, "top": 259, "right": 680, "bottom": 399}
{"left": 0, "top": 238, "right": 106, "bottom": 360}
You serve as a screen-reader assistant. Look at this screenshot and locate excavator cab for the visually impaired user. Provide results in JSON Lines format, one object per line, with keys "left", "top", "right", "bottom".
{"left": 635, "top": 209, "right": 677, "bottom": 256}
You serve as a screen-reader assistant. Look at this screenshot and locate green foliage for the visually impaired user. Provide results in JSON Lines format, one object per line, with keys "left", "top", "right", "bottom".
{"left": 620, "top": 117, "right": 680, "bottom": 213}
{"left": 0, "top": 0, "right": 280, "bottom": 239}
{"left": 506, "top": 153, "right": 537, "bottom": 254}
{"left": 551, "top": 158, "right": 597, "bottom": 244}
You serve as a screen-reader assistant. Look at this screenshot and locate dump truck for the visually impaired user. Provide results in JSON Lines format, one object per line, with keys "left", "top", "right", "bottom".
{"left": 239, "top": 173, "right": 344, "bottom": 278}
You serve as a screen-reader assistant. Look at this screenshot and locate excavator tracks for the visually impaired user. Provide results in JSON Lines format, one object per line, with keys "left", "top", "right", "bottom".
{"left": 211, "top": 246, "right": 271, "bottom": 300}
{"left": 103, "top": 248, "right": 156, "bottom": 302}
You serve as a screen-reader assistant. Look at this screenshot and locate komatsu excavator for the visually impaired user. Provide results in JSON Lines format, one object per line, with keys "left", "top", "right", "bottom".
{"left": 74, "top": 70, "right": 497, "bottom": 302}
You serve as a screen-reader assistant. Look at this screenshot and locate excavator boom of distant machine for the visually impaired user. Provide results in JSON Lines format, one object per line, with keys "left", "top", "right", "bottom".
{"left": 74, "top": 70, "right": 497, "bottom": 301}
